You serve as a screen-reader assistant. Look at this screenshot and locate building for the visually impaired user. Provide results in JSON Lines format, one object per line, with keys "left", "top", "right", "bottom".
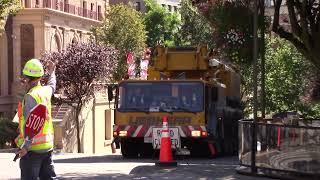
{"left": 109, "top": 0, "right": 180, "bottom": 13}
{"left": 0, "top": 0, "right": 115, "bottom": 153}
{"left": 0, "top": 0, "right": 106, "bottom": 117}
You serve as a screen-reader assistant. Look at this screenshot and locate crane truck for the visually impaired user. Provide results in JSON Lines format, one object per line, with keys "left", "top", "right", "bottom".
{"left": 110, "top": 45, "right": 243, "bottom": 157}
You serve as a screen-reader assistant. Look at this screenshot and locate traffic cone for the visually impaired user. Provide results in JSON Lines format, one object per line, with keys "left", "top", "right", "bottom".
{"left": 155, "top": 116, "right": 177, "bottom": 167}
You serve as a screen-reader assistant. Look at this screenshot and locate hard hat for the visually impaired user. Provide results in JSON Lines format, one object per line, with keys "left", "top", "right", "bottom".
{"left": 22, "top": 59, "right": 44, "bottom": 77}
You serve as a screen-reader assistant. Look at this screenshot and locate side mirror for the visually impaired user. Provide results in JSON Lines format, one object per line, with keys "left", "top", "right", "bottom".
{"left": 107, "top": 85, "right": 114, "bottom": 102}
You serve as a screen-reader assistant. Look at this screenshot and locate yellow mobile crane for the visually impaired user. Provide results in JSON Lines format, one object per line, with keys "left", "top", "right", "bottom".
{"left": 111, "top": 46, "right": 243, "bottom": 157}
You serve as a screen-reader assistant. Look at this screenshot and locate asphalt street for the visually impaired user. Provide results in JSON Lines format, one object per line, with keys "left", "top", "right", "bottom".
{"left": 0, "top": 150, "right": 273, "bottom": 180}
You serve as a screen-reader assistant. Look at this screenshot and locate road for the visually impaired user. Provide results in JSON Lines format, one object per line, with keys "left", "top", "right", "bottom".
{"left": 0, "top": 150, "right": 273, "bottom": 180}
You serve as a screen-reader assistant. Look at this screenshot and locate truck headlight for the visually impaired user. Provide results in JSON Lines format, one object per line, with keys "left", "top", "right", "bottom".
{"left": 191, "top": 130, "right": 201, "bottom": 137}
{"left": 119, "top": 131, "right": 127, "bottom": 137}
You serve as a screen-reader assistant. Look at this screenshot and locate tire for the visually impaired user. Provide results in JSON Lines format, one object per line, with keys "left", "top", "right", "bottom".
{"left": 120, "top": 139, "right": 138, "bottom": 158}
{"left": 190, "top": 141, "right": 211, "bottom": 157}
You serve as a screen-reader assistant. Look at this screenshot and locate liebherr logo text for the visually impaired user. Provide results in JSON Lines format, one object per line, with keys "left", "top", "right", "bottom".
{"left": 128, "top": 116, "right": 191, "bottom": 125}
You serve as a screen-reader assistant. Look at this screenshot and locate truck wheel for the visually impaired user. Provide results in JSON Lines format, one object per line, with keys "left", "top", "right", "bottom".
{"left": 121, "top": 139, "right": 138, "bottom": 158}
{"left": 190, "top": 141, "right": 210, "bottom": 157}
{"left": 139, "top": 143, "right": 154, "bottom": 158}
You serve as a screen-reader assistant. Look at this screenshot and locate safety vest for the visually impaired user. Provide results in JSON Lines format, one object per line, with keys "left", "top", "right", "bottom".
{"left": 15, "top": 84, "right": 54, "bottom": 152}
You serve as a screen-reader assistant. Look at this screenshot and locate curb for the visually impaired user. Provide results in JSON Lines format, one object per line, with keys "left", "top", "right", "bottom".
{"left": 0, "top": 148, "right": 18, "bottom": 153}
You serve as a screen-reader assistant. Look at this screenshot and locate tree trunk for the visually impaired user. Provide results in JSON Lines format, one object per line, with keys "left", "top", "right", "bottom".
{"left": 75, "top": 107, "right": 82, "bottom": 153}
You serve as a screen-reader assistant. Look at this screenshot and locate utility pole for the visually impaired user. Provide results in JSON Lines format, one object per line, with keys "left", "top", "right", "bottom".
{"left": 251, "top": 0, "right": 259, "bottom": 174}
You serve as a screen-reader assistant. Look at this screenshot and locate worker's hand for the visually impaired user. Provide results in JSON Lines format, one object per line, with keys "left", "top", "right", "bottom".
{"left": 15, "top": 148, "right": 28, "bottom": 159}
{"left": 47, "top": 60, "right": 56, "bottom": 75}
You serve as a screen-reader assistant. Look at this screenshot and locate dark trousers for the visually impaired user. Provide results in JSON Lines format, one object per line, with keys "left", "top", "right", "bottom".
{"left": 20, "top": 151, "right": 57, "bottom": 180}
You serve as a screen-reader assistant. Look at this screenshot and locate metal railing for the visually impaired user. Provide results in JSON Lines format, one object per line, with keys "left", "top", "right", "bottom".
{"left": 238, "top": 119, "right": 320, "bottom": 179}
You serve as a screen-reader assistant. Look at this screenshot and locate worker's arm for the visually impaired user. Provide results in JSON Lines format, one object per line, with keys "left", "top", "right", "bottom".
{"left": 46, "top": 60, "right": 57, "bottom": 95}
{"left": 46, "top": 70, "right": 56, "bottom": 95}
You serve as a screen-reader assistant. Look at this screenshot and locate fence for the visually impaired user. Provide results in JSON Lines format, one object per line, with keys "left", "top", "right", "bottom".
{"left": 238, "top": 119, "right": 320, "bottom": 179}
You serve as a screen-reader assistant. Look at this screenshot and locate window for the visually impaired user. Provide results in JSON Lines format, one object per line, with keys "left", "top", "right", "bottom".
{"left": 24, "top": 0, "right": 30, "bottom": 8}
{"left": 64, "top": 0, "right": 69, "bottom": 12}
{"left": 20, "top": 24, "right": 35, "bottom": 71}
{"left": 44, "top": 0, "right": 51, "bottom": 8}
{"left": 135, "top": 2, "right": 141, "bottom": 11}
{"left": 83, "top": 1, "right": 87, "bottom": 17}
{"left": 174, "top": 6, "right": 177, "bottom": 12}
{"left": 91, "top": 3, "right": 94, "bottom": 11}
{"left": 117, "top": 82, "right": 204, "bottom": 112}
{"left": 168, "top": 5, "right": 172, "bottom": 12}
{"left": 161, "top": 4, "right": 165, "bottom": 8}
{"left": 98, "top": 5, "right": 102, "bottom": 20}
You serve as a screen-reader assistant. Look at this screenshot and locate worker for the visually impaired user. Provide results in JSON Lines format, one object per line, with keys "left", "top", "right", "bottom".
{"left": 129, "top": 87, "right": 145, "bottom": 106}
{"left": 181, "top": 95, "right": 190, "bottom": 107}
{"left": 15, "top": 59, "right": 57, "bottom": 180}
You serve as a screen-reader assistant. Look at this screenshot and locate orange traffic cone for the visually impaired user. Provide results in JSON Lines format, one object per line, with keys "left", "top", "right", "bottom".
{"left": 155, "top": 116, "right": 177, "bottom": 167}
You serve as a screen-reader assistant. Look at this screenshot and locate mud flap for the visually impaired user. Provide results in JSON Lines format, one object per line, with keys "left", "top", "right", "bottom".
{"left": 208, "top": 143, "right": 216, "bottom": 157}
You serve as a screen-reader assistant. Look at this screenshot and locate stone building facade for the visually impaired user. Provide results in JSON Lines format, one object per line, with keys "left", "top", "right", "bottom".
{"left": 0, "top": 0, "right": 107, "bottom": 117}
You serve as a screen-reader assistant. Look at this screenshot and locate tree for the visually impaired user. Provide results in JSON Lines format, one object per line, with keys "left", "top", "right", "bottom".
{"left": 41, "top": 42, "right": 118, "bottom": 152}
{"left": 144, "top": 0, "right": 181, "bottom": 47}
{"left": 94, "top": 4, "right": 146, "bottom": 80}
{"left": 241, "top": 36, "right": 319, "bottom": 117}
{"left": 0, "top": 117, "right": 18, "bottom": 149}
{"left": 179, "top": 0, "right": 214, "bottom": 47}
{"left": 0, "top": 0, "right": 21, "bottom": 34}
{"left": 272, "top": 0, "right": 320, "bottom": 70}
{"left": 192, "top": 0, "right": 258, "bottom": 65}
{"left": 259, "top": 36, "right": 320, "bottom": 118}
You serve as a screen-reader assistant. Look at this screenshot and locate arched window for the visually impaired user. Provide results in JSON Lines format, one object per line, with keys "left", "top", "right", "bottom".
{"left": 51, "top": 32, "right": 62, "bottom": 52}
{"left": 71, "top": 37, "right": 78, "bottom": 44}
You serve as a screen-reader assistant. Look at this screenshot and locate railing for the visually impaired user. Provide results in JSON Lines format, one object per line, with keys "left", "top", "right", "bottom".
{"left": 238, "top": 119, "right": 320, "bottom": 179}
{"left": 29, "top": 0, "right": 101, "bottom": 21}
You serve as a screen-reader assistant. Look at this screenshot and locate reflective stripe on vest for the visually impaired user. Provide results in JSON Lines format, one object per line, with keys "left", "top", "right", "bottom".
{"left": 16, "top": 84, "right": 54, "bottom": 151}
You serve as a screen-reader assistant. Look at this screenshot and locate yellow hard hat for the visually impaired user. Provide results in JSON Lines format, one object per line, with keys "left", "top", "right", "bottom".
{"left": 22, "top": 59, "right": 44, "bottom": 77}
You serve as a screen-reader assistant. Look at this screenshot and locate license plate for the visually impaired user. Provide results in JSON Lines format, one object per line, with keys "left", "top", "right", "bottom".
{"left": 152, "top": 128, "right": 181, "bottom": 149}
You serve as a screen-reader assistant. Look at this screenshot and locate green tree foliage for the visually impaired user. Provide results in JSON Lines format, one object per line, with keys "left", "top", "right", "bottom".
{"left": 272, "top": 0, "right": 320, "bottom": 70}
{"left": 144, "top": 0, "right": 181, "bottom": 47}
{"left": 0, "top": 117, "right": 18, "bottom": 149}
{"left": 193, "top": 0, "right": 267, "bottom": 66}
{"left": 242, "top": 36, "right": 320, "bottom": 118}
{"left": 0, "top": 0, "right": 21, "bottom": 34}
{"left": 94, "top": 4, "right": 146, "bottom": 80}
{"left": 179, "top": 0, "right": 214, "bottom": 47}
{"left": 41, "top": 42, "right": 118, "bottom": 152}
{"left": 193, "top": 0, "right": 253, "bottom": 65}
{"left": 265, "top": 37, "right": 320, "bottom": 117}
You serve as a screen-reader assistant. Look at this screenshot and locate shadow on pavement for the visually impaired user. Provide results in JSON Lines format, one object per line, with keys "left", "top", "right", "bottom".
{"left": 57, "top": 164, "right": 273, "bottom": 180}
{"left": 53, "top": 154, "right": 156, "bottom": 163}
{"left": 55, "top": 156, "right": 273, "bottom": 180}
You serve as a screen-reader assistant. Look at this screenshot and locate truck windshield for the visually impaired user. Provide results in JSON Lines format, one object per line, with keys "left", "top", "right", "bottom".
{"left": 117, "top": 81, "right": 204, "bottom": 112}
